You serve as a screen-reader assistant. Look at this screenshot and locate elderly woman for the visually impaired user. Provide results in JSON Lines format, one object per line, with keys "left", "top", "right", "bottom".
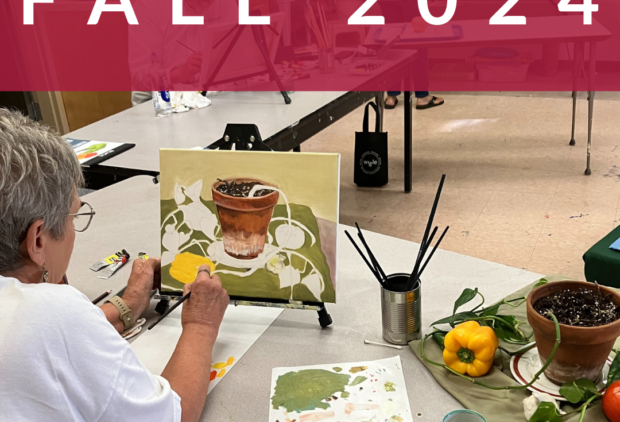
{"left": 0, "top": 109, "right": 229, "bottom": 422}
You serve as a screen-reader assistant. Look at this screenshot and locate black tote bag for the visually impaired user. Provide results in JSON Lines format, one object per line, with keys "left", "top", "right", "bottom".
{"left": 354, "top": 102, "right": 389, "bottom": 187}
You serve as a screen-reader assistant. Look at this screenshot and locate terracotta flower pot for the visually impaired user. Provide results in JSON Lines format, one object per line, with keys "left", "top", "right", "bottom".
{"left": 212, "top": 179, "right": 279, "bottom": 260}
{"left": 526, "top": 281, "right": 620, "bottom": 385}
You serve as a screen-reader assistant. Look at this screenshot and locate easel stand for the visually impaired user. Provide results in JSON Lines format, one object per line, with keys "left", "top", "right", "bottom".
{"left": 204, "top": 20, "right": 291, "bottom": 105}
{"left": 155, "top": 124, "right": 332, "bottom": 328}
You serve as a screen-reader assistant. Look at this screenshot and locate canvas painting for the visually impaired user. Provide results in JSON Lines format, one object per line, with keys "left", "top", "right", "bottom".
{"left": 159, "top": 149, "right": 340, "bottom": 303}
{"left": 269, "top": 356, "right": 413, "bottom": 422}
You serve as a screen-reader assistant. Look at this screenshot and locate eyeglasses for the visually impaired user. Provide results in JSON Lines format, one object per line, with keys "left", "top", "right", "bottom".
{"left": 69, "top": 202, "right": 96, "bottom": 232}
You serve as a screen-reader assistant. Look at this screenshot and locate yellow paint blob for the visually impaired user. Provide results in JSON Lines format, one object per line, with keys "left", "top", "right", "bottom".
{"left": 217, "top": 369, "right": 226, "bottom": 378}
{"left": 169, "top": 252, "right": 216, "bottom": 284}
{"left": 226, "top": 357, "right": 235, "bottom": 366}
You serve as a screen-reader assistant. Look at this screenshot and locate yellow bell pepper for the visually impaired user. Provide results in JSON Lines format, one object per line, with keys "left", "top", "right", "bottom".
{"left": 442, "top": 321, "right": 498, "bottom": 377}
{"left": 169, "top": 252, "right": 216, "bottom": 284}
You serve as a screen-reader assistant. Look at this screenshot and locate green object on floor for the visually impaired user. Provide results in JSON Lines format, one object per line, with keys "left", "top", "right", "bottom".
{"left": 583, "top": 225, "right": 620, "bottom": 288}
{"left": 409, "top": 275, "right": 615, "bottom": 422}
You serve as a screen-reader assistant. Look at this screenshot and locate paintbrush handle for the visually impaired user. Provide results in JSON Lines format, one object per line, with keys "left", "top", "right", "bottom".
{"left": 355, "top": 223, "right": 387, "bottom": 281}
{"left": 148, "top": 292, "right": 191, "bottom": 330}
{"left": 345, "top": 230, "right": 387, "bottom": 287}
{"left": 416, "top": 226, "right": 450, "bottom": 281}
{"left": 409, "top": 174, "right": 445, "bottom": 285}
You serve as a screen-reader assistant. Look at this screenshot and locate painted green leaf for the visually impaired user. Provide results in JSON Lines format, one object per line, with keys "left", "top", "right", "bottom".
{"left": 384, "top": 381, "right": 396, "bottom": 392}
{"left": 350, "top": 376, "right": 367, "bottom": 386}
{"left": 271, "top": 369, "right": 350, "bottom": 412}
{"left": 608, "top": 353, "right": 620, "bottom": 386}
{"left": 341, "top": 391, "right": 350, "bottom": 398}
{"left": 333, "top": 367, "right": 342, "bottom": 373}
{"left": 528, "top": 402, "right": 563, "bottom": 422}
{"left": 86, "top": 143, "right": 106, "bottom": 153}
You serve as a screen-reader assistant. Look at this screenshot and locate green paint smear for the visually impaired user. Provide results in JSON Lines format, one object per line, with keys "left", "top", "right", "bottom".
{"left": 160, "top": 200, "right": 336, "bottom": 303}
{"left": 384, "top": 381, "right": 396, "bottom": 392}
{"left": 271, "top": 369, "right": 350, "bottom": 412}
{"left": 341, "top": 391, "right": 350, "bottom": 398}
{"left": 333, "top": 367, "right": 342, "bottom": 372}
{"left": 350, "top": 376, "right": 367, "bottom": 386}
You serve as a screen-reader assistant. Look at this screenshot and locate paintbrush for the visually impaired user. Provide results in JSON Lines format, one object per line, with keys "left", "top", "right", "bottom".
{"left": 408, "top": 174, "right": 446, "bottom": 289}
{"left": 355, "top": 223, "right": 387, "bottom": 283}
{"left": 148, "top": 292, "right": 191, "bottom": 330}
{"left": 416, "top": 226, "right": 450, "bottom": 281}
{"left": 345, "top": 230, "right": 389, "bottom": 289}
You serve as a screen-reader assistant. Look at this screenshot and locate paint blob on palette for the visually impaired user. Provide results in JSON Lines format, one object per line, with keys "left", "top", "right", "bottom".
{"left": 269, "top": 356, "right": 412, "bottom": 422}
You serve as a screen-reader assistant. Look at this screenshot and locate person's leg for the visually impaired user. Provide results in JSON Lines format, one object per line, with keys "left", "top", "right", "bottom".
{"left": 386, "top": 91, "right": 401, "bottom": 108}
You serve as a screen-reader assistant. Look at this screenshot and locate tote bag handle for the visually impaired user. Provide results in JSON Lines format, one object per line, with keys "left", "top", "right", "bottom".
{"left": 362, "top": 102, "right": 381, "bottom": 133}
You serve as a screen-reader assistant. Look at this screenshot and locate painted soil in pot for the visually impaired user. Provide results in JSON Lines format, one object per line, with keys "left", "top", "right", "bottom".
{"left": 527, "top": 281, "right": 620, "bottom": 385}
{"left": 212, "top": 178, "right": 279, "bottom": 259}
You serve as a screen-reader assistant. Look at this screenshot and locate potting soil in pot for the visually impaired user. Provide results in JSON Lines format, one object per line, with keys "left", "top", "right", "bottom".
{"left": 216, "top": 179, "right": 271, "bottom": 198}
{"left": 533, "top": 287, "right": 620, "bottom": 327}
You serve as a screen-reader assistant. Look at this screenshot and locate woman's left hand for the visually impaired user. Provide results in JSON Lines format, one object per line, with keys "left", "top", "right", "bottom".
{"left": 123, "top": 258, "right": 161, "bottom": 319}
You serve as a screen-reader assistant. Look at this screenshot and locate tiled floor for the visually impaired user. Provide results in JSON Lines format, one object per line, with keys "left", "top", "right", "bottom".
{"left": 302, "top": 92, "right": 620, "bottom": 280}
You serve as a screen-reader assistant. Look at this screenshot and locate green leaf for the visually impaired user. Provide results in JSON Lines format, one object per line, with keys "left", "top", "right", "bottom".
{"left": 559, "top": 379, "right": 599, "bottom": 404}
{"left": 533, "top": 278, "right": 549, "bottom": 288}
{"left": 431, "top": 311, "right": 478, "bottom": 327}
{"left": 528, "top": 402, "right": 563, "bottom": 422}
{"left": 479, "top": 302, "right": 501, "bottom": 317}
{"left": 350, "top": 376, "right": 367, "bottom": 386}
{"left": 608, "top": 352, "right": 620, "bottom": 386}
{"left": 432, "top": 331, "right": 446, "bottom": 350}
{"left": 453, "top": 288, "right": 479, "bottom": 316}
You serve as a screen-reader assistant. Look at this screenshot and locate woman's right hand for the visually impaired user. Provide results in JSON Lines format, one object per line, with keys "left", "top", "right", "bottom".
{"left": 181, "top": 265, "right": 229, "bottom": 336}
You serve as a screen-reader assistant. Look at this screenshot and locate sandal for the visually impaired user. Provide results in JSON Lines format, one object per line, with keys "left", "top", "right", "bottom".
{"left": 416, "top": 96, "right": 444, "bottom": 110}
{"left": 384, "top": 97, "right": 398, "bottom": 110}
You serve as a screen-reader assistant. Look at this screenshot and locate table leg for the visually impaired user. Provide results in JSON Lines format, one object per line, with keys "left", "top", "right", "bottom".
{"left": 586, "top": 91, "right": 594, "bottom": 176}
{"left": 404, "top": 91, "right": 412, "bottom": 193}
{"left": 569, "top": 91, "right": 577, "bottom": 146}
{"left": 374, "top": 92, "right": 384, "bottom": 132}
{"left": 570, "top": 43, "right": 583, "bottom": 147}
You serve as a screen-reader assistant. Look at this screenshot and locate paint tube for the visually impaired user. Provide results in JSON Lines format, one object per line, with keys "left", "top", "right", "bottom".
{"left": 96, "top": 250, "right": 130, "bottom": 279}
{"left": 90, "top": 249, "right": 127, "bottom": 272}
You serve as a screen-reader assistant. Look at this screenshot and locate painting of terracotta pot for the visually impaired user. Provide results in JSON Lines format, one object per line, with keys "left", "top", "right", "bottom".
{"left": 212, "top": 178, "right": 279, "bottom": 259}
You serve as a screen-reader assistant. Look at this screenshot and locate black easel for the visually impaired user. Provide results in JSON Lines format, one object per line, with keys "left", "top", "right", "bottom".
{"left": 203, "top": 16, "right": 291, "bottom": 105}
{"left": 155, "top": 124, "right": 332, "bottom": 328}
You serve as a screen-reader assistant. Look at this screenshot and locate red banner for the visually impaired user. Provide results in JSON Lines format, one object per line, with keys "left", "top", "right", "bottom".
{"left": 1, "top": 0, "right": 618, "bottom": 91}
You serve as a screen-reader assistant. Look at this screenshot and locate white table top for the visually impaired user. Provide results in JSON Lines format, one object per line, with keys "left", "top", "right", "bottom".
{"left": 69, "top": 176, "right": 543, "bottom": 421}
{"left": 64, "top": 92, "right": 346, "bottom": 173}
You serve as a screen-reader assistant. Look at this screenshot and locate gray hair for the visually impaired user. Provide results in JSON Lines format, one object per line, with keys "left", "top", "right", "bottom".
{"left": 0, "top": 109, "right": 84, "bottom": 273}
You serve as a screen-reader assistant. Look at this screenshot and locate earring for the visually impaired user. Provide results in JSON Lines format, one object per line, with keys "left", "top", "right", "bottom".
{"left": 41, "top": 267, "right": 49, "bottom": 283}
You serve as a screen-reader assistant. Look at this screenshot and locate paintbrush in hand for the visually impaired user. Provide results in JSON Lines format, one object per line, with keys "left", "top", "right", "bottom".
{"left": 148, "top": 292, "right": 191, "bottom": 330}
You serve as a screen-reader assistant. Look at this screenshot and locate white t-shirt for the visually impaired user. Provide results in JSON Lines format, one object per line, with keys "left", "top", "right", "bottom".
{"left": 0, "top": 276, "right": 182, "bottom": 422}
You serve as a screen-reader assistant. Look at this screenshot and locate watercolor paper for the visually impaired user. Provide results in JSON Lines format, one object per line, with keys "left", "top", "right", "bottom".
{"left": 131, "top": 305, "right": 282, "bottom": 393}
{"left": 159, "top": 149, "right": 340, "bottom": 303}
{"left": 269, "top": 356, "right": 413, "bottom": 422}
